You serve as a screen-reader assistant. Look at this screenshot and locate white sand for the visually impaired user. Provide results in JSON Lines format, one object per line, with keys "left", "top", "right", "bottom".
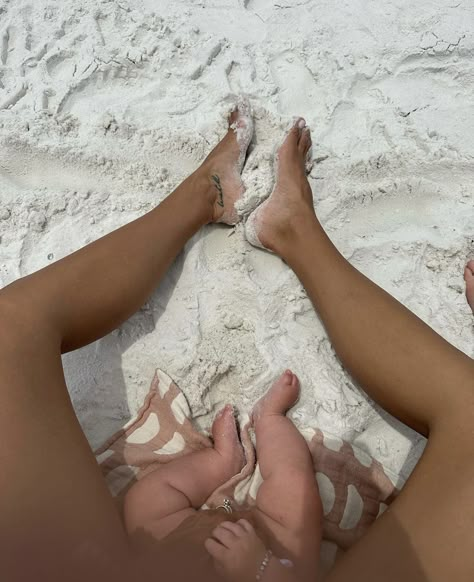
{"left": 1, "top": 0, "right": 473, "bottom": 485}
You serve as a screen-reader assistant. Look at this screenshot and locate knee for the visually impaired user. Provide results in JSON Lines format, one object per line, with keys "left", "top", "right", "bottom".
{"left": 268, "top": 466, "right": 321, "bottom": 508}
{"left": 0, "top": 286, "right": 26, "bottom": 342}
{"left": 0, "top": 279, "right": 31, "bottom": 316}
{"left": 285, "top": 467, "right": 322, "bottom": 512}
{"left": 259, "top": 470, "right": 322, "bottom": 535}
{"left": 0, "top": 282, "right": 58, "bottom": 350}
{"left": 435, "top": 400, "right": 474, "bottom": 444}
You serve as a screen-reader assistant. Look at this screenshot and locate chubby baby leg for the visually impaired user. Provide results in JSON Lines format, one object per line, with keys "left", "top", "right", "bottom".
{"left": 252, "top": 371, "right": 323, "bottom": 580}
{"left": 124, "top": 405, "right": 244, "bottom": 542}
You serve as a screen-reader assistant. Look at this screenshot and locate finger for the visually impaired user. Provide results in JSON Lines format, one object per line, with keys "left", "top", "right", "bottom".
{"left": 218, "top": 521, "right": 246, "bottom": 537}
{"left": 212, "top": 525, "right": 237, "bottom": 548}
{"left": 204, "top": 537, "right": 227, "bottom": 560}
{"left": 237, "top": 519, "right": 255, "bottom": 534}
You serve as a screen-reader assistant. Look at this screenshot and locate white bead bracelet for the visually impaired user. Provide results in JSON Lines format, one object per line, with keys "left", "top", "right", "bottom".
{"left": 256, "top": 549, "right": 273, "bottom": 581}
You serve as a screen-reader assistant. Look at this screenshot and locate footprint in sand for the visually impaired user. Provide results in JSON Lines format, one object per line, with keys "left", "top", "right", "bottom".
{"left": 226, "top": 55, "right": 257, "bottom": 95}
{"left": 270, "top": 51, "right": 322, "bottom": 115}
{"left": 245, "top": 0, "right": 273, "bottom": 11}
{"left": 1, "top": 26, "right": 9, "bottom": 66}
{"left": 0, "top": 24, "right": 29, "bottom": 110}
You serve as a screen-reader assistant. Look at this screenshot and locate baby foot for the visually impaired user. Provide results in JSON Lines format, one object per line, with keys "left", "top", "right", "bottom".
{"left": 251, "top": 370, "right": 300, "bottom": 424}
{"left": 202, "top": 97, "right": 254, "bottom": 225}
{"left": 212, "top": 404, "right": 245, "bottom": 478}
{"left": 464, "top": 260, "right": 474, "bottom": 314}
{"left": 245, "top": 118, "right": 315, "bottom": 254}
{"left": 205, "top": 519, "right": 267, "bottom": 582}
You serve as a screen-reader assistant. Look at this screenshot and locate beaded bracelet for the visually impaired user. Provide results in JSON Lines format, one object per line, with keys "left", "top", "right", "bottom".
{"left": 256, "top": 549, "right": 273, "bottom": 581}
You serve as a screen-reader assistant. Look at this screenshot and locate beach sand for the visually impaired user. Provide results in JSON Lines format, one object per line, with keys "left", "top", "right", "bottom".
{"left": 0, "top": 0, "right": 473, "bottom": 486}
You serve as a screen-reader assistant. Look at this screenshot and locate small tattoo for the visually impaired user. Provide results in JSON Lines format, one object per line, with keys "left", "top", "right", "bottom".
{"left": 212, "top": 174, "right": 224, "bottom": 207}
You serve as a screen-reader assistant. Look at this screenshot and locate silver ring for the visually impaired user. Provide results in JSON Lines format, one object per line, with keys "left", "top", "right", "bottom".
{"left": 215, "top": 498, "right": 233, "bottom": 514}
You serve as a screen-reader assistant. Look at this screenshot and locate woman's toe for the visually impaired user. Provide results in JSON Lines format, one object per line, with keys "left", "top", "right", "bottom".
{"left": 285, "top": 118, "right": 305, "bottom": 147}
{"left": 464, "top": 261, "right": 474, "bottom": 313}
{"left": 298, "top": 127, "right": 312, "bottom": 155}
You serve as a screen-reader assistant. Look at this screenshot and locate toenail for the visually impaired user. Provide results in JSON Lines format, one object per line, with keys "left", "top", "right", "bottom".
{"left": 298, "top": 118, "right": 306, "bottom": 129}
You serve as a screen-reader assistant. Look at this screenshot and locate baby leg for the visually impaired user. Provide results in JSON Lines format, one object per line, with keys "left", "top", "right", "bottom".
{"left": 124, "top": 405, "right": 244, "bottom": 542}
{"left": 252, "top": 371, "right": 322, "bottom": 579}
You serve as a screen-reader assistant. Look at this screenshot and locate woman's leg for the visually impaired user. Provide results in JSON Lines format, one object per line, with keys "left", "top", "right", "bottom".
{"left": 246, "top": 121, "right": 474, "bottom": 581}
{"left": 0, "top": 105, "right": 252, "bottom": 582}
{"left": 252, "top": 371, "right": 322, "bottom": 581}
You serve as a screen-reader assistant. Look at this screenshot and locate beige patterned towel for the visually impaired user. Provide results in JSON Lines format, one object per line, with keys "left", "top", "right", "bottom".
{"left": 95, "top": 369, "right": 401, "bottom": 575}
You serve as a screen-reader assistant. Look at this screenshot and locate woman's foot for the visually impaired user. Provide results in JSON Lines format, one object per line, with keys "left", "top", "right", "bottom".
{"left": 464, "top": 261, "right": 474, "bottom": 314}
{"left": 200, "top": 98, "right": 254, "bottom": 225}
{"left": 212, "top": 405, "right": 245, "bottom": 477}
{"left": 245, "top": 118, "right": 316, "bottom": 254}
{"left": 251, "top": 370, "right": 300, "bottom": 424}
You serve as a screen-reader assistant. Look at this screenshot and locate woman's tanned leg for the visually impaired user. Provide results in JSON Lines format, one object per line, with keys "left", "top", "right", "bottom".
{"left": 246, "top": 120, "right": 474, "bottom": 582}
{"left": 0, "top": 105, "right": 252, "bottom": 582}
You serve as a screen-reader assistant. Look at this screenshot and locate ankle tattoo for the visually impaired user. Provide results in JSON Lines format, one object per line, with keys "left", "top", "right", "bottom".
{"left": 212, "top": 174, "right": 224, "bottom": 207}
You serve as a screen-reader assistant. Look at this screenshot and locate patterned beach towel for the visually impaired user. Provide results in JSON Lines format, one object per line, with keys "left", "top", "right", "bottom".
{"left": 95, "top": 369, "right": 402, "bottom": 576}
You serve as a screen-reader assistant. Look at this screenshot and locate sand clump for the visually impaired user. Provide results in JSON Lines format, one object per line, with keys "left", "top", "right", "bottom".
{"left": 0, "top": 0, "right": 473, "bottom": 482}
